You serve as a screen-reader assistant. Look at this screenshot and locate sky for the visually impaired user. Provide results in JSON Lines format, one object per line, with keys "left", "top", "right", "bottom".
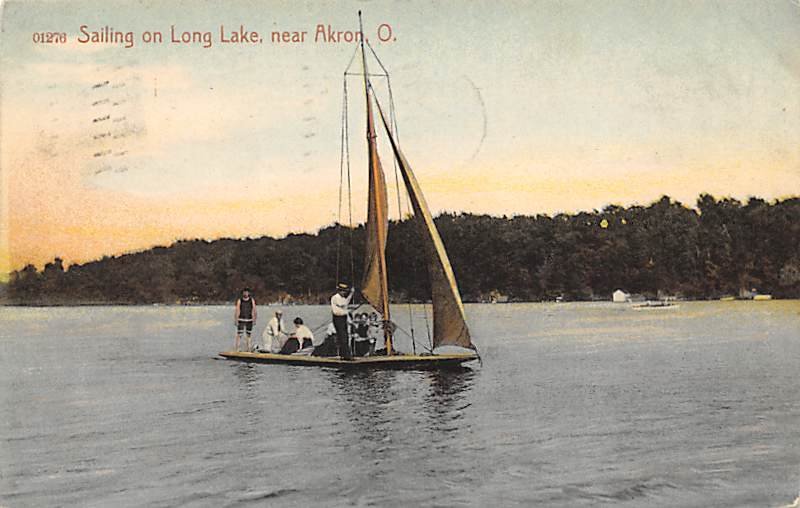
{"left": 1, "top": 0, "right": 799, "bottom": 278}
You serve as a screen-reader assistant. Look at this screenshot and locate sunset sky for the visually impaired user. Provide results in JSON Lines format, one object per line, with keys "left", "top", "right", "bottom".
{"left": 1, "top": 0, "right": 799, "bottom": 278}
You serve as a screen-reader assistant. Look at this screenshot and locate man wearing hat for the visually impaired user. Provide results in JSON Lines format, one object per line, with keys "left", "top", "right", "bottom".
{"left": 330, "top": 283, "right": 355, "bottom": 359}
{"left": 263, "top": 309, "right": 287, "bottom": 353}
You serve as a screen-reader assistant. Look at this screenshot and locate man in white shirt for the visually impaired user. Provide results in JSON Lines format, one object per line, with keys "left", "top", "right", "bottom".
{"left": 330, "top": 283, "right": 354, "bottom": 359}
{"left": 263, "top": 309, "right": 287, "bottom": 353}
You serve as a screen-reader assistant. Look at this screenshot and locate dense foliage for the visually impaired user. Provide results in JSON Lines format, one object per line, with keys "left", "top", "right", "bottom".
{"left": 7, "top": 194, "right": 800, "bottom": 304}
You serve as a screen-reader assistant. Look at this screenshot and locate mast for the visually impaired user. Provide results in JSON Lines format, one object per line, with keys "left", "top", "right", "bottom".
{"left": 358, "top": 11, "right": 393, "bottom": 354}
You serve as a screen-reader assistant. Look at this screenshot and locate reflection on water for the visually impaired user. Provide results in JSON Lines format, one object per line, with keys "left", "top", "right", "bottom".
{"left": 233, "top": 362, "right": 259, "bottom": 391}
{"left": 329, "top": 369, "right": 395, "bottom": 404}
{"left": 231, "top": 362, "right": 261, "bottom": 400}
{"left": 424, "top": 369, "right": 476, "bottom": 432}
{"left": 427, "top": 368, "right": 475, "bottom": 401}
{"left": 328, "top": 370, "right": 396, "bottom": 448}
{"left": 326, "top": 368, "right": 476, "bottom": 436}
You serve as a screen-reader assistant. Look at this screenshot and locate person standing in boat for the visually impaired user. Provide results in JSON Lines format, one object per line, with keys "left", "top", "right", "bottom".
{"left": 233, "top": 288, "right": 257, "bottom": 352}
{"left": 263, "top": 309, "right": 287, "bottom": 353}
{"left": 330, "top": 283, "right": 354, "bottom": 359}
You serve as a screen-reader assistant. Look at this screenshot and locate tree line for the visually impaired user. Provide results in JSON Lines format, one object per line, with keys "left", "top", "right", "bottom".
{"left": 7, "top": 194, "right": 800, "bottom": 305}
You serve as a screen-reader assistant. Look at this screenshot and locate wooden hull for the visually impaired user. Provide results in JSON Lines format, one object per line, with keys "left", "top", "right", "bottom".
{"left": 218, "top": 351, "right": 478, "bottom": 370}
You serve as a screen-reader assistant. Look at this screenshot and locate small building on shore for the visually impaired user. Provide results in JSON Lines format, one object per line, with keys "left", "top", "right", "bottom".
{"left": 488, "top": 290, "right": 509, "bottom": 303}
{"left": 612, "top": 289, "right": 630, "bottom": 303}
{"left": 739, "top": 288, "right": 773, "bottom": 300}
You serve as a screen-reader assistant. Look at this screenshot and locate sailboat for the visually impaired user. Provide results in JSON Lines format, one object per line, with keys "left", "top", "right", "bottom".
{"left": 220, "top": 12, "right": 478, "bottom": 369}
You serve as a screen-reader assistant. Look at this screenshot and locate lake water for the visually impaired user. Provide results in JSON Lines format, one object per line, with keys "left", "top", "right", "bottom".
{"left": 1, "top": 301, "right": 799, "bottom": 507}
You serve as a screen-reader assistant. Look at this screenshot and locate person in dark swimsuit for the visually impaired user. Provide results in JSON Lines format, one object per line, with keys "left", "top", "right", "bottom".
{"left": 234, "top": 288, "right": 257, "bottom": 351}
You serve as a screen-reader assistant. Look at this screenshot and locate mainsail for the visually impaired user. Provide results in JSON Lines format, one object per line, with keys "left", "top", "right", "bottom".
{"left": 373, "top": 98, "right": 474, "bottom": 350}
{"left": 358, "top": 25, "right": 391, "bottom": 329}
{"left": 360, "top": 88, "right": 390, "bottom": 320}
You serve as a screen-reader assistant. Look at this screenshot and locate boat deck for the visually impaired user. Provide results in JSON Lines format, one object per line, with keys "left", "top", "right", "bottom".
{"left": 219, "top": 351, "right": 478, "bottom": 369}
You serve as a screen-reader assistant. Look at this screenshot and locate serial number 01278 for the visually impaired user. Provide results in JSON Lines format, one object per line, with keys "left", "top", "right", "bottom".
{"left": 32, "top": 32, "right": 67, "bottom": 43}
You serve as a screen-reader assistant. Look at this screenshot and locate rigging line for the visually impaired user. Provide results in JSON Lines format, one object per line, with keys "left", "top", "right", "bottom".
{"left": 343, "top": 42, "right": 360, "bottom": 75}
{"left": 385, "top": 77, "right": 417, "bottom": 354}
{"left": 379, "top": 76, "right": 418, "bottom": 352}
{"left": 367, "top": 77, "right": 411, "bottom": 217}
{"left": 406, "top": 300, "right": 416, "bottom": 353}
{"left": 386, "top": 77, "right": 412, "bottom": 219}
{"left": 363, "top": 40, "right": 399, "bottom": 145}
{"left": 408, "top": 306, "right": 417, "bottom": 354}
{"left": 387, "top": 81, "right": 400, "bottom": 141}
{"left": 344, "top": 78, "right": 355, "bottom": 286}
{"left": 387, "top": 89, "right": 403, "bottom": 224}
{"left": 310, "top": 321, "right": 331, "bottom": 334}
{"left": 336, "top": 75, "right": 347, "bottom": 284}
{"left": 344, "top": 72, "right": 389, "bottom": 78}
{"left": 406, "top": 303, "right": 416, "bottom": 354}
{"left": 367, "top": 38, "right": 407, "bottom": 211}
{"left": 423, "top": 299, "right": 433, "bottom": 350}
{"left": 340, "top": 38, "right": 359, "bottom": 287}
{"left": 365, "top": 39, "right": 391, "bottom": 79}
{"left": 392, "top": 322, "right": 433, "bottom": 354}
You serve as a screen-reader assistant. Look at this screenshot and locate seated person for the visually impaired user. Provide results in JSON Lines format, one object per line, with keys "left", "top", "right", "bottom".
{"left": 371, "top": 319, "right": 396, "bottom": 356}
{"left": 312, "top": 323, "right": 338, "bottom": 357}
{"left": 280, "top": 317, "right": 314, "bottom": 355}
{"left": 352, "top": 312, "right": 376, "bottom": 357}
{"left": 261, "top": 309, "right": 287, "bottom": 353}
{"left": 354, "top": 313, "right": 369, "bottom": 338}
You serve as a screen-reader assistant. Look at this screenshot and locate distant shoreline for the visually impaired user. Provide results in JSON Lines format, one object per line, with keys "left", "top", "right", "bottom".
{"left": 1, "top": 298, "right": 795, "bottom": 308}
